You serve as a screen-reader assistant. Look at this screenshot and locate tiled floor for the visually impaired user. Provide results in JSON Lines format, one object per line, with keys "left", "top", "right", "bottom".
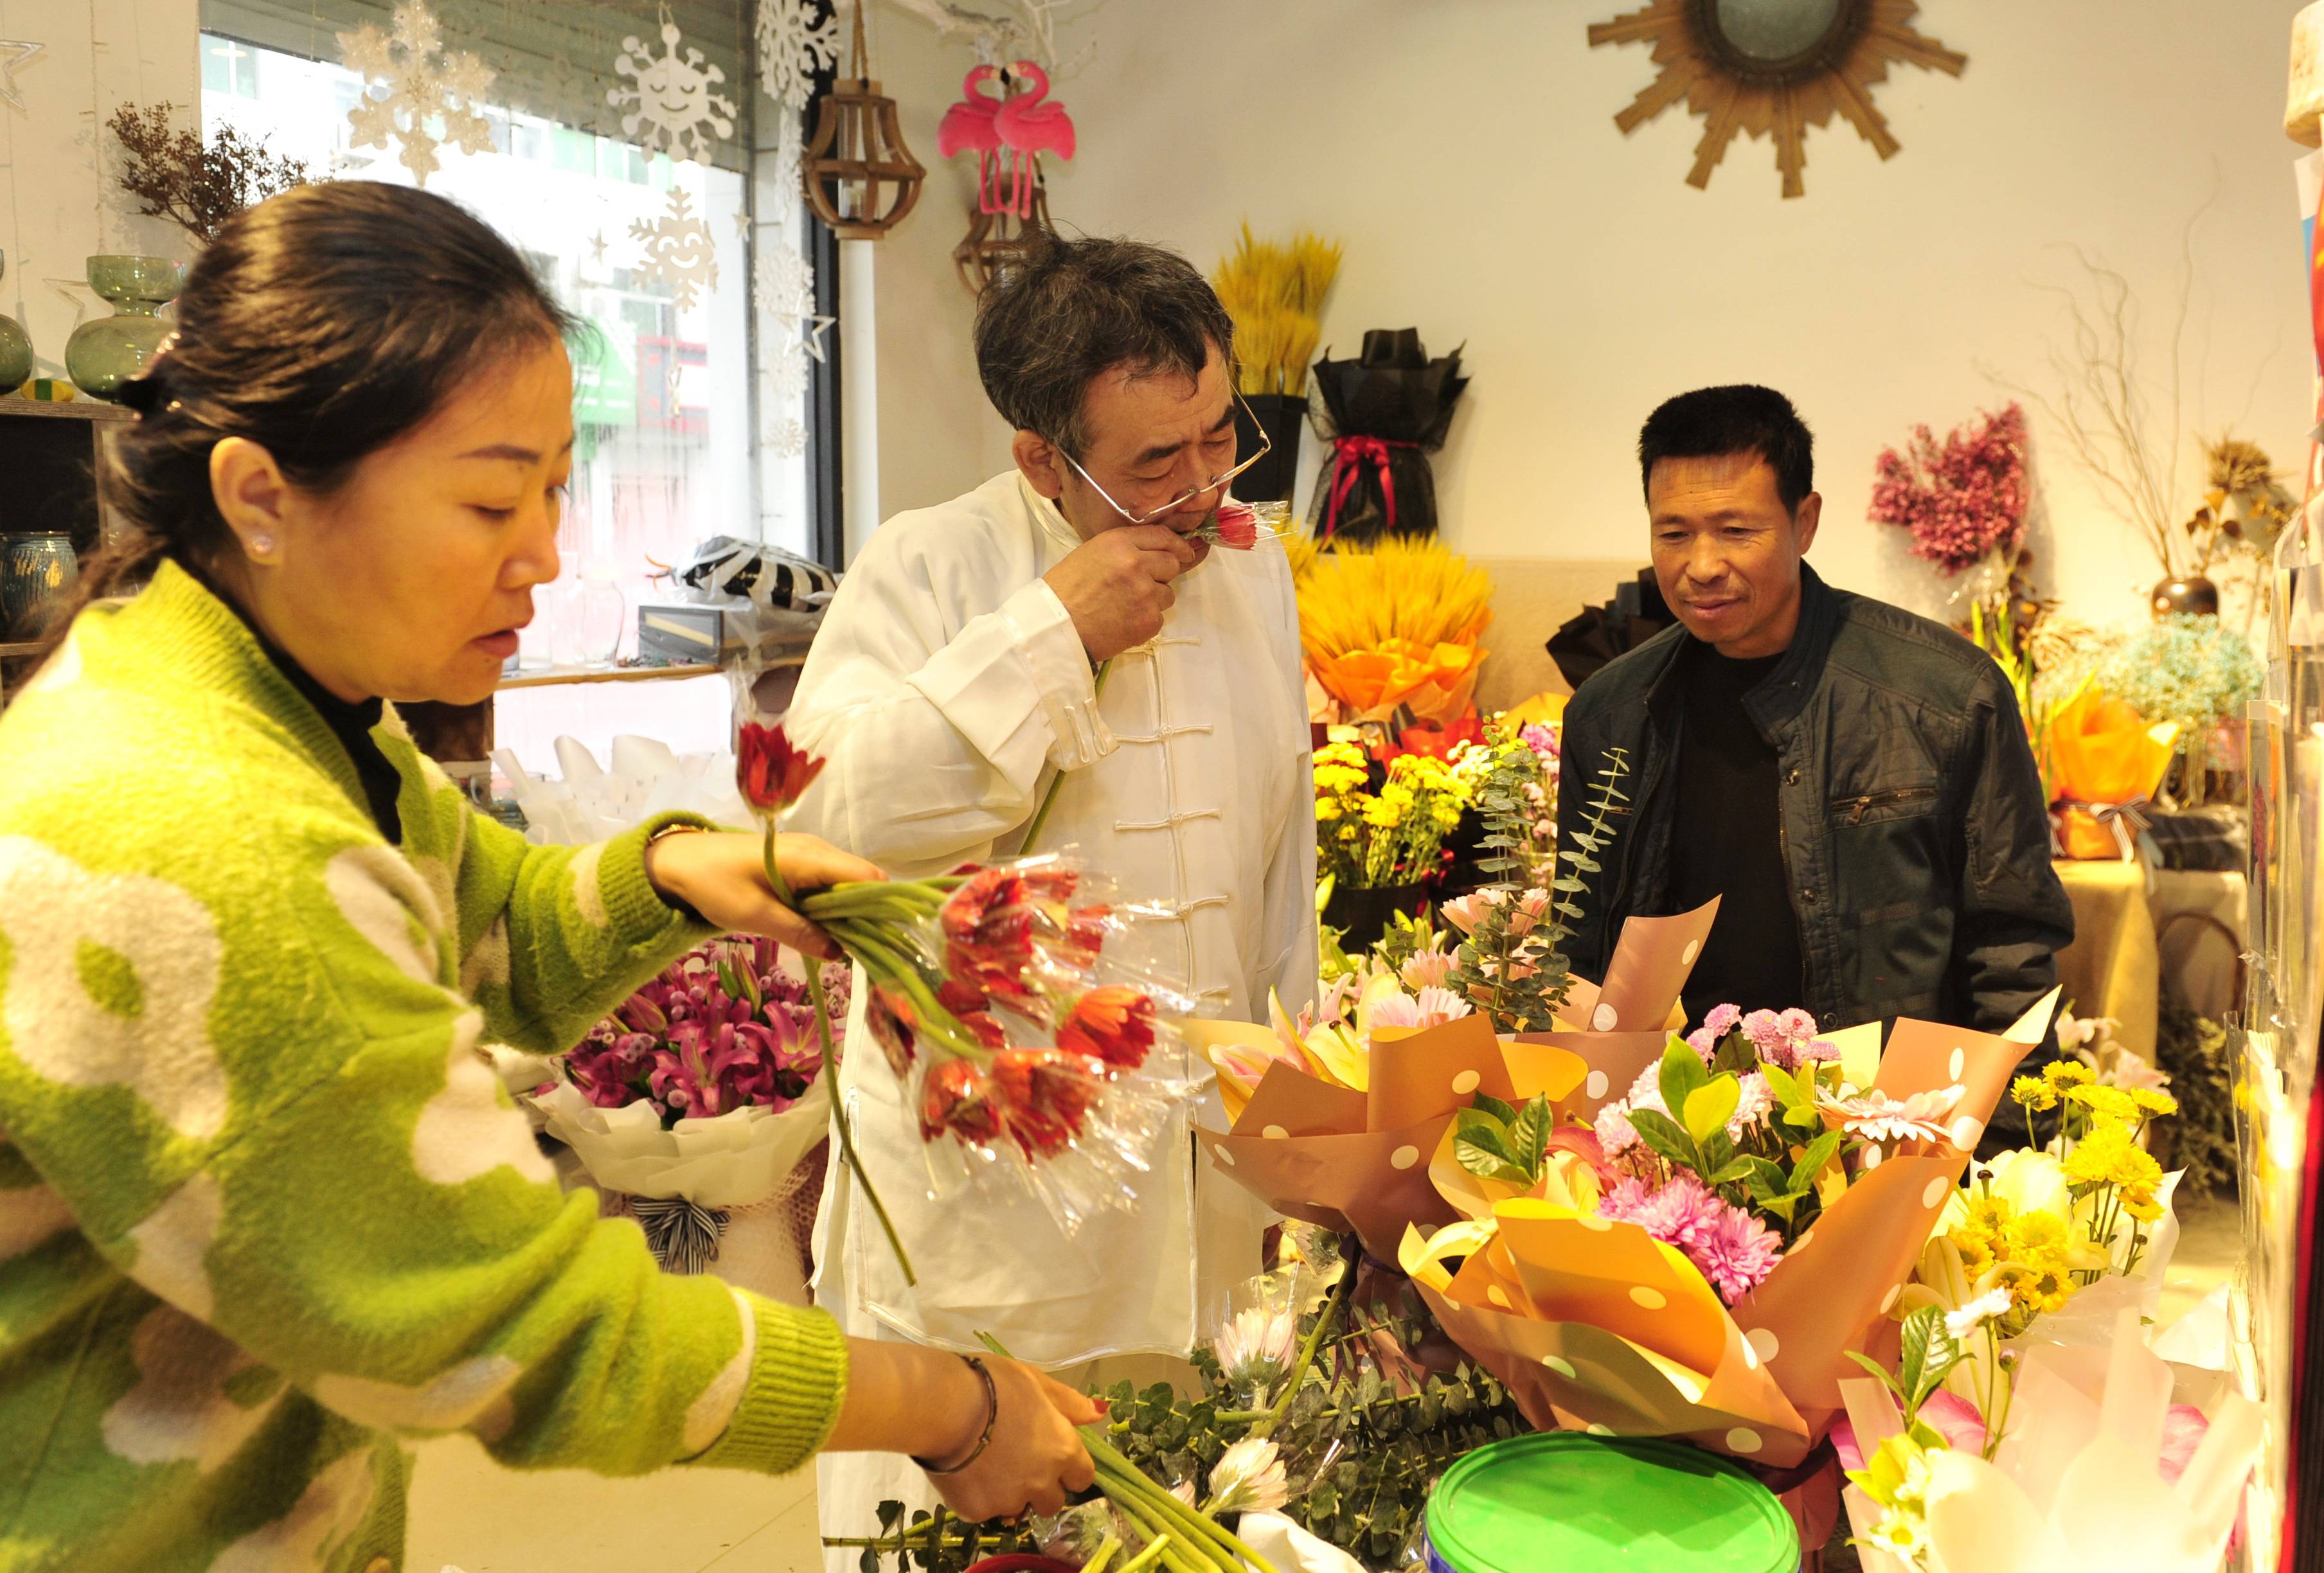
{"left": 406, "top": 1190, "right": 2253, "bottom": 1573}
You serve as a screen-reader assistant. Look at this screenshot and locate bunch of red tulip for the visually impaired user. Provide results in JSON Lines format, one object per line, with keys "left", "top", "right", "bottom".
{"left": 738, "top": 722, "right": 1185, "bottom": 1241}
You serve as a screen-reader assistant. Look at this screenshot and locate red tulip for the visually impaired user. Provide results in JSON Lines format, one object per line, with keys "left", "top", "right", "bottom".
{"left": 737, "top": 722, "right": 827, "bottom": 813}
{"left": 920, "top": 1058, "right": 1005, "bottom": 1146}
{"left": 1206, "top": 501, "right": 1260, "bottom": 551}
{"left": 1056, "top": 986, "right": 1156, "bottom": 1072}
{"left": 991, "top": 1048, "right": 1104, "bottom": 1159}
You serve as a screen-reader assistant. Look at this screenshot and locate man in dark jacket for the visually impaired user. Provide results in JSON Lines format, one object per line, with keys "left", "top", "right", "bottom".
{"left": 1555, "top": 384, "right": 2072, "bottom": 1035}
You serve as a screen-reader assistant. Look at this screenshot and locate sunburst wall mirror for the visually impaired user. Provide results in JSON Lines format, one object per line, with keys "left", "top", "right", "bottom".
{"left": 1589, "top": 0, "right": 1966, "bottom": 198}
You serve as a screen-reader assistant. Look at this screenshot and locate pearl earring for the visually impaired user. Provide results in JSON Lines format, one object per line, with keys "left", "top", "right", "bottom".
{"left": 248, "top": 532, "right": 275, "bottom": 559}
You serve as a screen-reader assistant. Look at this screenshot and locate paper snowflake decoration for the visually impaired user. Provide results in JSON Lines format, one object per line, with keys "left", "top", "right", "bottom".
{"left": 753, "top": 242, "right": 814, "bottom": 323}
{"left": 756, "top": 0, "right": 840, "bottom": 114}
{"left": 608, "top": 20, "right": 736, "bottom": 165}
{"left": 337, "top": 0, "right": 496, "bottom": 186}
{"left": 629, "top": 186, "right": 720, "bottom": 310}
{"left": 763, "top": 415, "right": 810, "bottom": 459}
{"left": 755, "top": 241, "right": 836, "bottom": 369}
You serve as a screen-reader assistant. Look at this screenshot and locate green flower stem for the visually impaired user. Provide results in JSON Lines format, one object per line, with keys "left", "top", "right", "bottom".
{"left": 1253, "top": 1247, "right": 1359, "bottom": 1441}
{"left": 1082, "top": 1533, "right": 1125, "bottom": 1573}
{"left": 978, "top": 1332, "right": 1265, "bottom": 1573}
{"left": 1114, "top": 1533, "right": 1174, "bottom": 1573}
{"left": 763, "top": 824, "right": 916, "bottom": 1287}
{"left": 1108, "top": 1495, "right": 1204, "bottom": 1573}
{"left": 1019, "top": 659, "right": 1113, "bottom": 857}
{"left": 1093, "top": 1445, "right": 1278, "bottom": 1573}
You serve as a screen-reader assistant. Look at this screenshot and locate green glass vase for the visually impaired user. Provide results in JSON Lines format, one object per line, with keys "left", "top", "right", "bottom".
{"left": 65, "top": 255, "right": 185, "bottom": 402}
{"left": 0, "top": 249, "right": 30, "bottom": 395}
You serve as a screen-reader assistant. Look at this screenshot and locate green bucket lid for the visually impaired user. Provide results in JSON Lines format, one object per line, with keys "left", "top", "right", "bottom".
{"left": 1424, "top": 1434, "right": 1799, "bottom": 1573}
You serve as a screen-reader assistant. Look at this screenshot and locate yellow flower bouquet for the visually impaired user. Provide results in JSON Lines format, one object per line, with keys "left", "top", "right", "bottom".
{"left": 1313, "top": 739, "right": 1469, "bottom": 891}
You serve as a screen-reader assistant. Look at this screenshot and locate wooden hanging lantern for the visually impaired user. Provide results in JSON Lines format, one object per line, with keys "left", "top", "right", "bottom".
{"left": 952, "top": 164, "right": 1051, "bottom": 296}
{"left": 801, "top": 4, "right": 924, "bottom": 239}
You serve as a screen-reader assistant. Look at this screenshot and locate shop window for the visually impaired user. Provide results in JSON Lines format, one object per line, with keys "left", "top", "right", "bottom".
{"left": 195, "top": 15, "right": 809, "bottom": 779}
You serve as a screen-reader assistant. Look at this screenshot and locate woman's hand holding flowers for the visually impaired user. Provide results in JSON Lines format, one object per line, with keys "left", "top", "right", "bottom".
{"left": 642, "top": 829, "right": 883, "bottom": 959}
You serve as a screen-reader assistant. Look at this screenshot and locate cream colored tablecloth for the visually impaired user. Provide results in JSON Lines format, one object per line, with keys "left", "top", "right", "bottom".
{"left": 2055, "top": 859, "right": 2161, "bottom": 1060}
{"left": 2053, "top": 861, "right": 2250, "bottom": 1061}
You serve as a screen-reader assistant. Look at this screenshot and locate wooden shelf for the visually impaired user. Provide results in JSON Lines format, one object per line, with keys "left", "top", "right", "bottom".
{"left": 0, "top": 397, "right": 132, "bottom": 423}
{"left": 496, "top": 661, "right": 719, "bottom": 691}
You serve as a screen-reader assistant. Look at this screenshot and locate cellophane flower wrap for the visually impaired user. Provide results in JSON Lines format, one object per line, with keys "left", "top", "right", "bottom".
{"left": 1395, "top": 989, "right": 2061, "bottom": 1470}
{"left": 817, "top": 854, "right": 1206, "bottom": 1236}
{"left": 1832, "top": 1306, "right": 2258, "bottom": 1573}
{"left": 530, "top": 938, "right": 841, "bottom": 1257}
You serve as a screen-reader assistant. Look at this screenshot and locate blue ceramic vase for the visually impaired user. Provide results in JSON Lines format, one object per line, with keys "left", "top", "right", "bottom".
{"left": 1, "top": 534, "right": 78, "bottom": 640}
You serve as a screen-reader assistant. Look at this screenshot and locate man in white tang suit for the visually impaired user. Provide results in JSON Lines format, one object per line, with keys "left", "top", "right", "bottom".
{"left": 787, "top": 235, "right": 1316, "bottom": 1548}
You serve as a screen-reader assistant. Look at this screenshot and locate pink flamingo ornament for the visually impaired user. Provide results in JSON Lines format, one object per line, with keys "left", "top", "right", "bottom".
{"left": 937, "top": 64, "right": 1003, "bottom": 164}
{"left": 988, "top": 60, "right": 1075, "bottom": 218}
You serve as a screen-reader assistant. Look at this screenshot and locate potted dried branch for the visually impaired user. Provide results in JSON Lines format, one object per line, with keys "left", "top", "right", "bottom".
{"left": 106, "top": 102, "right": 311, "bottom": 248}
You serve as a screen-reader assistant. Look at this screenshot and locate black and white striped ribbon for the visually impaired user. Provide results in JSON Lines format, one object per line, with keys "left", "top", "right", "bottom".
{"left": 629, "top": 1196, "right": 731, "bottom": 1275}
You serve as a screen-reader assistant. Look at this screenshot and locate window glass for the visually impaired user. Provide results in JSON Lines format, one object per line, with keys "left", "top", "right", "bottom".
{"left": 202, "top": 31, "right": 782, "bottom": 778}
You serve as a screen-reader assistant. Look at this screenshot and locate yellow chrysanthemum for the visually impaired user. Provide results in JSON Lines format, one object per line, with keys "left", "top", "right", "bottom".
{"left": 2044, "top": 1060, "right": 2096, "bottom": 1088}
{"left": 2065, "top": 1083, "right": 2141, "bottom": 1126}
{"left": 2131, "top": 1088, "right": 2180, "bottom": 1119}
{"left": 2121, "top": 1189, "right": 2165, "bottom": 1223}
{"left": 2062, "top": 1124, "right": 2164, "bottom": 1195}
{"left": 2011, "top": 1074, "right": 2057, "bottom": 1112}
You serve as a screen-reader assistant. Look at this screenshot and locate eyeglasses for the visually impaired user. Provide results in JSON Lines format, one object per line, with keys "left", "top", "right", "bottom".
{"left": 1056, "top": 390, "right": 1274, "bottom": 526}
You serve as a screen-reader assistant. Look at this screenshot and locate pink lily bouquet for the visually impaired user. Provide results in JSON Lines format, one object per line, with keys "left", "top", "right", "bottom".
{"left": 530, "top": 936, "right": 846, "bottom": 1276}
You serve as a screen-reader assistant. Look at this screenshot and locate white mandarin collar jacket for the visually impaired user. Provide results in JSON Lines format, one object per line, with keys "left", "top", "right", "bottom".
{"left": 789, "top": 470, "right": 1316, "bottom": 1362}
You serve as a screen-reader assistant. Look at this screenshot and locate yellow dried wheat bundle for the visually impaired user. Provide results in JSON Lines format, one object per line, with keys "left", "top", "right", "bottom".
{"left": 1296, "top": 536, "right": 1494, "bottom": 664}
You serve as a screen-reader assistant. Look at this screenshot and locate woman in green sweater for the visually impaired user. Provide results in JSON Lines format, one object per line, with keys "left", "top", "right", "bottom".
{"left": 0, "top": 182, "right": 1095, "bottom": 1572}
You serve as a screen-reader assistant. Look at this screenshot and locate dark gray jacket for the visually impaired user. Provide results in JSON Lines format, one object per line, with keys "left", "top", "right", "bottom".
{"left": 1554, "top": 565, "right": 2073, "bottom": 1034}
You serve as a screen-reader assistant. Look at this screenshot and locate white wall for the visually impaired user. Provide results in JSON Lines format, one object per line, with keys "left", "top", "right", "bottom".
{"left": 0, "top": 0, "right": 198, "bottom": 383}
{"left": 866, "top": 0, "right": 2312, "bottom": 630}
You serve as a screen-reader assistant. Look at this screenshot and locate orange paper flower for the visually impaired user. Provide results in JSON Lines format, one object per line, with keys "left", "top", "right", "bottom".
{"left": 2047, "top": 687, "right": 2178, "bottom": 808}
{"left": 1309, "top": 637, "right": 1483, "bottom": 724}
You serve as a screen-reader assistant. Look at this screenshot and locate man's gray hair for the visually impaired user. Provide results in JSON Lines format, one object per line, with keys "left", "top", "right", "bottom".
{"left": 973, "top": 234, "right": 1235, "bottom": 461}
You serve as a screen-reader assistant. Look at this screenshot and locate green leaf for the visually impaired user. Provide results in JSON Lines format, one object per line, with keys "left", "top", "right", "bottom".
{"left": 1703, "top": 1159, "right": 1757, "bottom": 1187}
{"left": 1788, "top": 1131, "right": 1844, "bottom": 1195}
{"left": 1625, "top": 1107, "right": 1700, "bottom": 1173}
{"left": 1470, "top": 1092, "right": 1519, "bottom": 1127}
{"left": 876, "top": 1502, "right": 904, "bottom": 1535}
{"left": 1454, "top": 1112, "right": 1528, "bottom": 1183}
{"left": 1683, "top": 1078, "right": 1741, "bottom": 1144}
{"left": 1895, "top": 1306, "right": 1940, "bottom": 1408}
{"left": 1507, "top": 1096, "right": 1552, "bottom": 1179}
{"left": 1712, "top": 1031, "right": 1759, "bottom": 1078}
{"left": 859, "top": 1551, "right": 879, "bottom": 1573}
{"left": 1658, "top": 1039, "right": 1712, "bottom": 1117}
{"left": 1844, "top": 1349, "right": 1909, "bottom": 1406}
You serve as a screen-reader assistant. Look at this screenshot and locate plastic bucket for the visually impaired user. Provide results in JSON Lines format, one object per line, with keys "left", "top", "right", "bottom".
{"left": 1423, "top": 1433, "right": 1800, "bottom": 1573}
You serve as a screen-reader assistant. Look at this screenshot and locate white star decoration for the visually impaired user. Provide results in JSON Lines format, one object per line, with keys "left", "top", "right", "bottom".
{"left": 0, "top": 37, "right": 45, "bottom": 112}
{"left": 337, "top": 1, "right": 496, "bottom": 186}
{"left": 607, "top": 17, "right": 736, "bottom": 165}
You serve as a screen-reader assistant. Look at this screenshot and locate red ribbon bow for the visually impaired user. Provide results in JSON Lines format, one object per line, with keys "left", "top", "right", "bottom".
{"left": 1323, "top": 434, "right": 1417, "bottom": 543}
